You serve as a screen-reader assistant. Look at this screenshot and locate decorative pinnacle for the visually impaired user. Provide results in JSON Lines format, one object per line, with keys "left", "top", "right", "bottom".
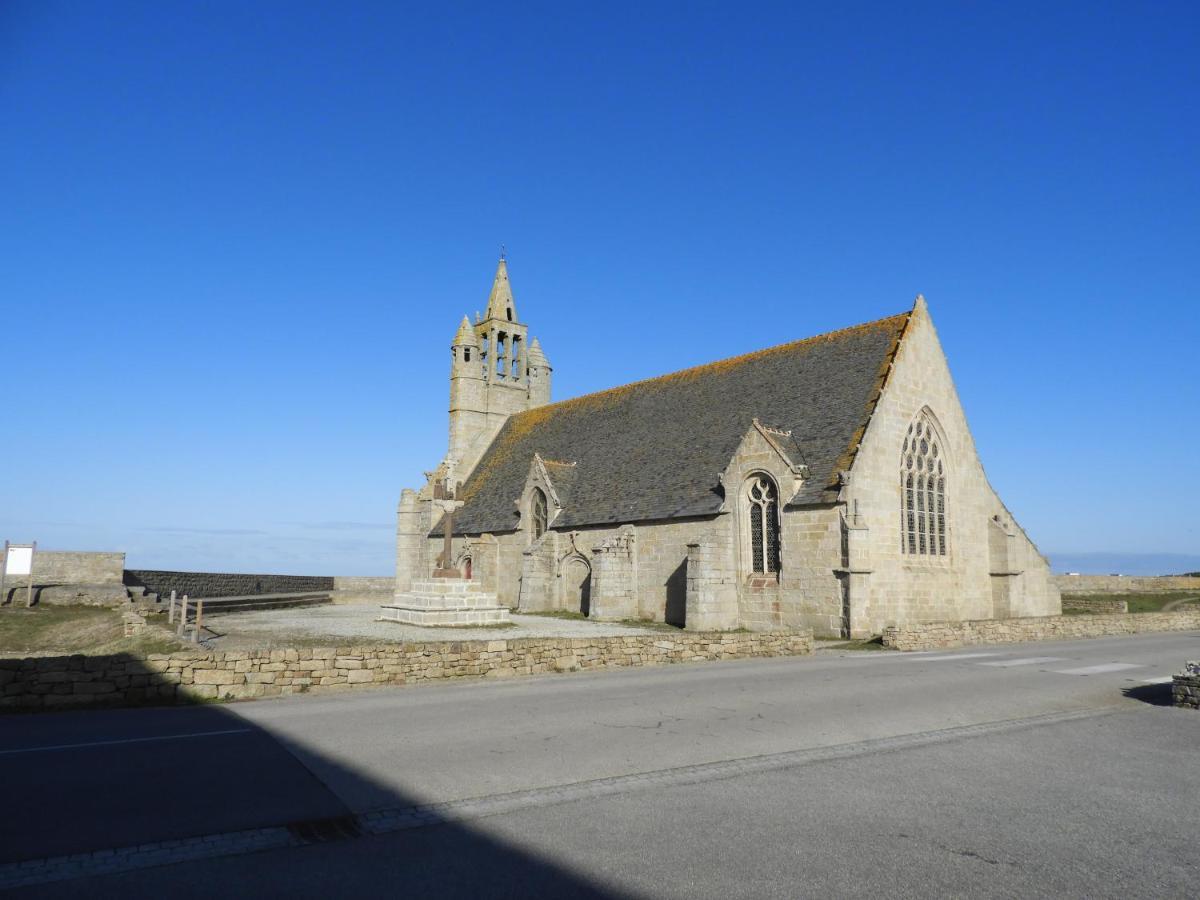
{"left": 484, "top": 257, "right": 517, "bottom": 321}
{"left": 453, "top": 315, "right": 478, "bottom": 346}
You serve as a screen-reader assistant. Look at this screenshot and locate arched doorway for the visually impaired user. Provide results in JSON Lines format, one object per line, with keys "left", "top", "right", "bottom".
{"left": 563, "top": 557, "right": 591, "bottom": 617}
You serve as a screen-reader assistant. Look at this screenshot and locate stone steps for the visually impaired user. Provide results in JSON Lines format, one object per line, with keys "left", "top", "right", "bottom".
{"left": 383, "top": 578, "right": 510, "bottom": 627}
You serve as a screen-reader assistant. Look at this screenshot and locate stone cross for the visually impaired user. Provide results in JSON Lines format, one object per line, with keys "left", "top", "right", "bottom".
{"left": 432, "top": 472, "right": 465, "bottom": 579}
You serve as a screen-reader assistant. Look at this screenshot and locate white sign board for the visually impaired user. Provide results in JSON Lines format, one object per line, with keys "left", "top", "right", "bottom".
{"left": 5, "top": 546, "right": 33, "bottom": 576}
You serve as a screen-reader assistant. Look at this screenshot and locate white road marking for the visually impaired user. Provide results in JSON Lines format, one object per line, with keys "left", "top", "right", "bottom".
{"left": 977, "top": 657, "right": 1065, "bottom": 667}
{"left": 910, "top": 653, "right": 1001, "bottom": 662}
{"left": 1052, "top": 663, "right": 1144, "bottom": 676}
{"left": 1141, "top": 676, "right": 1175, "bottom": 685}
{"left": 0, "top": 728, "right": 252, "bottom": 756}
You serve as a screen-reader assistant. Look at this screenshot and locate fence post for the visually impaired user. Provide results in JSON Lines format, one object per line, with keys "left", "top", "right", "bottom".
{"left": 177, "top": 594, "right": 189, "bottom": 638}
{"left": 192, "top": 598, "right": 203, "bottom": 644}
{"left": 26, "top": 541, "right": 36, "bottom": 608}
{"left": 168, "top": 590, "right": 177, "bottom": 624}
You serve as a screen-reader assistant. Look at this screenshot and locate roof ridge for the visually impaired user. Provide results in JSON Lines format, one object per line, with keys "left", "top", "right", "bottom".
{"left": 510, "top": 309, "right": 912, "bottom": 420}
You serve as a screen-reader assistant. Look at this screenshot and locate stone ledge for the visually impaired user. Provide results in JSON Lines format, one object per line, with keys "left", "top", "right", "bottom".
{"left": 881, "top": 611, "right": 1200, "bottom": 652}
{"left": 380, "top": 605, "right": 511, "bottom": 626}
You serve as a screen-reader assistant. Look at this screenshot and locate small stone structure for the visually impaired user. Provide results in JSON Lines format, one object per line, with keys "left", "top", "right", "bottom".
{"left": 881, "top": 609, "right": 1200, "bottom": 651}
{"left": 381, "top": 579, "right": 510, "bottom": 627}
{"left": 1173, "top": 662, "right": 1200, "bottom": 709}
{"left": 0, "top": 630, "right": 813, "bottom": 710}
{"left": 2, "top": 550, "right": 127, "bottom": 607}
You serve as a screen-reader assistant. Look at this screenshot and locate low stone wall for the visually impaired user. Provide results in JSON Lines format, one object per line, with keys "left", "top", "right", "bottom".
{"left": 124, "top": 570, "right": 334, "bottom": 600}
{"left": 1173, "top": 666, "right": 1200, "bottom": 709}
{"left": 30, "top": 551, "right": 126, "bottom": 584}
{"left": 1061, "top": 597, "right": 1129, "bottom": 614}
{"left": 330, "top": 576, "right": 393, "bottom": 605}
{"left": 881, "top": 611, "right": 1200, "bottom": 651}
{"left": 0, "top": 630, "right": 813, "bottom": 711}
{"left": 1, "top": 551, "right": 128, "bottom": 606}
{"left": 1053, "top": 575, "right": 1200, "bottom": 595}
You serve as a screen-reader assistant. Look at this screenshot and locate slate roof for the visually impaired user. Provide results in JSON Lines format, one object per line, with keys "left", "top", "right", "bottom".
{"left": 441, "top": 309, "right": 912, "bottom": 536}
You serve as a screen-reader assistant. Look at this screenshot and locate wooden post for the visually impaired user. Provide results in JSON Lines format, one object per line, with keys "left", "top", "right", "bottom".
{"left": 168, "top": 590, "right": 177, "bottom": 624}
{"left": 177, "top": 594, "right": 189, "bottom": 637}
{"left": 192, "top": 598, "right": 203, "bottom": 644}
{"left": 25, "top": 541, "right": 36, "bottom": 609}
{"left": 0, "top": 540, "right": 8, "bottom": 608}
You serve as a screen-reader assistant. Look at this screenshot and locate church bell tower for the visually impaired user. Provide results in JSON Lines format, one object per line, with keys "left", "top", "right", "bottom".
{"left": 447, "top": 257, "right": 552, "bottom": 478}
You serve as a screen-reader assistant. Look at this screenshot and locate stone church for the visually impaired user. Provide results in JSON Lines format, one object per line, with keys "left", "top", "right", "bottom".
{"left": 395, "top": 259, "right": 1060, "bottom": 638}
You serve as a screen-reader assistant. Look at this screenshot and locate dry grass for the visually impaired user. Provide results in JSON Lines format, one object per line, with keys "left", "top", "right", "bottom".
{"left": 1061, "top": 591, "right": 1200, "bottom": 615}
{"left": 0, "top": 606, "right": 181, "bottom": 656}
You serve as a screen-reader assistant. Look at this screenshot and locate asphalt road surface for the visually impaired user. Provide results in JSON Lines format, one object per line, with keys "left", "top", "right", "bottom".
{"left": 2, "top": 630, "right": 1197, "bottom": 898}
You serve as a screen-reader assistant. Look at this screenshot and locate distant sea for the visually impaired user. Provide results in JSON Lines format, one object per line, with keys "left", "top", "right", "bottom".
{"left": 1048, "top": 552, "right": 1200, "bottom": 576}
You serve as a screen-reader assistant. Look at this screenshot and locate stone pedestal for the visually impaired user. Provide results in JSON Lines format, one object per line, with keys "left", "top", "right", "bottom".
{"left": 381, "top": 579, "right": 510, "bottom": 627}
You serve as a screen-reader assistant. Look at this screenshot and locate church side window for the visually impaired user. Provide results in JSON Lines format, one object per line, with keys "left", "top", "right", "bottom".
{"left": 530, "top": 488, "right": 548, "bottom": 542}
{"left": 747, "top": 475, "right": 780, "bottom": 574}
{"left": 901, "top": 412, "right": 947, "bottom": 556}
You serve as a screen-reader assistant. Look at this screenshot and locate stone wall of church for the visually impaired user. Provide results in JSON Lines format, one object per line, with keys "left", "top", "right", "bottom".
{"left": 843, "top": 300, "right": 1060, "bottom": 637}
{"left": 719, "top": 421, "right": 846, "bottom": 636}
{"left": 423, "top": 517, "right": 719, "bottom": 625}
{"left": 413, "top": 503, "right": 847, "bottom": 634}
{"left": 776, "top": 506, "right": 846, "bottom": 636}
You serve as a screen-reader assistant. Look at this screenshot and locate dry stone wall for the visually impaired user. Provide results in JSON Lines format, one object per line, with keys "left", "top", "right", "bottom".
{"left": 881, "top": 610, "right": 1200, "bottom": 651}
{"left": 26, "top": 551, "right": 125, "bottom": 584}
{"left": 0, "top": 630, "right": 813, "bottom": 711}
{"left": 2, "top": 551, "right": 127, "bottom": 606}
{"left": 123, "top": 570, "right": 334, "bottom": 599}
{"left": 1054, "top": 575, "right": 1200, "bottom": 595}
{"left": 1173, "top": 670, "right": 1200, "bottom": 709}
{"left": 1061, "top": 597, "right": 1129, "bottom": 614}
{"left": 330, "top": 576, "right": 393, "bottom": 605}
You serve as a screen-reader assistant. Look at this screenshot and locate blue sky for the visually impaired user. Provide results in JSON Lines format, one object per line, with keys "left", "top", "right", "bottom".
{"left": 1, "top": 2, "right": 1197, "bottom": 575}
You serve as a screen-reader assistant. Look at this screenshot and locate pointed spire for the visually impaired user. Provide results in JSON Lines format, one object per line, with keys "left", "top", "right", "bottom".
{"left": 527, "top": 336, "right": 550, "bottom": 367}
{"left": 452, "top": 315, "right": 479, "bottom": 346}
{"left": 484, "top": 258, "right": 517, "bottom": 322}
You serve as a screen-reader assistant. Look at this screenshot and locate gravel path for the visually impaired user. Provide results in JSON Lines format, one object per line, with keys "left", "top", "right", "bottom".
{"left": 204, "top": 603, "right": 663, "bottom": 649}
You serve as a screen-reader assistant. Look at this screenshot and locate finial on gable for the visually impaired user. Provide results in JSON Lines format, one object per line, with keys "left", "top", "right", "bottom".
{"left": 913, "top": 293, "right": 928, "bottom": 313}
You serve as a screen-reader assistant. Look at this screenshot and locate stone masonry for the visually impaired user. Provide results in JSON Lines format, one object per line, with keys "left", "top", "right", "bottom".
{"left": 880, "top": 609, "right": 1200, "bottom": 651}
{"left": 397, "top": 267, "right": 1061, "bottom": 640}
{"left": 0, "top": 630, "right": 814, "bottom": 711}
{"left": 381, "top": 579, "right": 511, "bottom": 627}
{"left": 1173, "top": 663, "right": 1200, "bottom": 709}
{"left": 1053, "top": 574, "right": 1200, "bottom": 595}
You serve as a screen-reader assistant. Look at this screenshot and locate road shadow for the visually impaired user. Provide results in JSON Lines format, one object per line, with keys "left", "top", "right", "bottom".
{"left": 1121, "top": 682, "right": 1175, "bottom": 707}
{"left": 0, "top": 654, "right": 637, "bottom": 898}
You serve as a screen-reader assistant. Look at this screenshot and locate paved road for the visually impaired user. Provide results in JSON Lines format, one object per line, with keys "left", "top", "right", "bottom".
{"left": 2, "top": 631, "right": 1197, "bottom": 897}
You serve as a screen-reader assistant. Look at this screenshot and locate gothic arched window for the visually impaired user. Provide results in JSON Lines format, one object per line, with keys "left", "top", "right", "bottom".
{"left": 530, "top": 488, "right": 548, "bottom": 542}
{"left": 902, "top": 412, "right": 947, "bottom": 556}
{"left": 747, "top": 474, "right": 780, "bottom": 574}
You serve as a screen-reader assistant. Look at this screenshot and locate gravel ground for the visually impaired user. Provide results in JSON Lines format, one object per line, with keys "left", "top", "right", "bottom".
{"left": 203, "top": 603, "right": 664, "bottom": 649}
